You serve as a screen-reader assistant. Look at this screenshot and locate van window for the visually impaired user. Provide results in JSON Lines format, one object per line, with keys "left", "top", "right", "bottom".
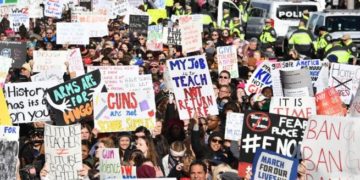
{"left": 249, "top": 8, "right": 266, "bottom": 17}
{"left": 276, "top": 5, "right": 318, "bottom": 19}
{"left": 223, "top": 2, "right": 240, "bottom": 18}
{"left": 308, "top": 14, "right": 318, "bottom": 30}
{"left": 326, "top": 16, "right": 360, "bottom": 32}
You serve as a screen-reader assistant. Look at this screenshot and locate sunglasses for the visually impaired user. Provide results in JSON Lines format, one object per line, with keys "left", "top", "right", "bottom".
{"left": 211, "top": 139, "right": 223, "bottom": 144}
{"left": 150, "top": 65, "right": 159, "bottom": 68}
{"left": 219, "top": 76, "right": 229, "bottom": 79}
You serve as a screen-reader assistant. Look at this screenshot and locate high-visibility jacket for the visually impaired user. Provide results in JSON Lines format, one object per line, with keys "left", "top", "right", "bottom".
{"left": 221, "top": 14, "right": 232, "bottom": 29}
{"left": 314, "top": 32, "right": 331, "bottom": 59}
{"left": 325, "top": 44, "right": 351, "bottom": 64}
{"left": 343, "top": 40, "right": 358, "bottom": 59}
{"left": 231, "top": 23, "right": 245, "bottom": 40}
{"left": 260, "top": 25, "right": 276, "bottom": 44}
{"left": 288, "top": 26, "right": 314, "bottom": 56}
{"left": 165, "top": 0, "right": 174, "bottom": 7}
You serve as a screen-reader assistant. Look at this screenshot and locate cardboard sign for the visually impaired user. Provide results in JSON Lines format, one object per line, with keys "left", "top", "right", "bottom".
{"left": 179, "top": 15, "right": 202, "bottom": 53}
{"left": 87, "top": 66, "right": 139, "bottom": 92}
{"left": 0, "top": 41, "right": 26, "bottom": 68}
{"left": 238, "top": 111, "right": 307, "bottom": 177}
{"left": 269, "top": 97, "right": 316, "bottom": 119}
{"left": 8, "top": 6, "right": 29, "bottom": 32}
{"left": 0, "top": 56, "right": 12, "bottom": 87}
{"left": 349, "top": 87, "right": 360, "bottom": 117}
{"left": 22, "top": 0, "right": 43, "bottom": 18}
{"left": 0, "top": 89, "right": 11, "bottom": 125}
{"left": 31, "top": 71, "right": 64, "bottom": 83}
{"left": 45, "top": 70, "right": 102, "bottom": 125}
{"left": 217, "top": 46, "right": 239, "bottom": 78}
{"left": 329, "top": 63, "right": 360, "bottom": 105}
{"left": 129, "top": 15, "right": 149, "bottom": 37}
{"left": 33, "top": 50, "right": 68, "bottom": 73}
{"left": 245, "top": 61, "right": 272, "bottom": 95}
{"left": 225, "top": 112, "right": 244, "bottom": 141}
{"left": 146, "top": 25, "right": 163, "bottom": 51}
{"left": 112, "top": 0, "right": 129, "bottom": 17}
{"left": 100, "top": 148, "right": 122, "bottom": 180}
{"left": 121, "top": 166, "right": 137, "bottom": 179}
{"left": 68, "top": 48, "right": 85, "bottom": 77}
{"left": 165, "top": 27, "right": 181, "bottom": 45}
{"left": 4, "top": 81, "right": 57, "bottom": 123}
{"left": 71, "top": 11, "right": 108, "bottom": 37}
{"left": 301, "top": 115, "right": 360, "bottom": 179}
{"left": 166, "top": 55, "right": 218, "bottom": 119}
{"left": 252, "top": 149, "right": 299, "bottom": 180}
{"left": 0, "top": 125, "right": 19, "bottom": 180}
{"left": 44, "top": 124, "right": 82, "bottom": 180}
{"left": 44, "top": 0, "right": 63, "bottom": 19}
{"left": 280, "top": 68, "right": 314, "bottom": 97}
{"left": 56, "top": 23, "right": 89, "bottom": 45}
{"left": 315, "top": 87, "right": 346, "bottom": 116}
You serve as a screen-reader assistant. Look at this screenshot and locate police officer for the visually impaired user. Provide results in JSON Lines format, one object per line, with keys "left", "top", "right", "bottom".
{"left": 173, "top": 3, "right": 184, "bottom": 15}
{"left": 259, "top": 18, "right": 276, "bottom": 50}
{"left": 185, "top": 5, "right": 192, "bottom": 15}
{"left": 221, "top": 9, "right": 232, "bottom": 29}
{"left": 341, "top": 34, "right": 359, "bottom": 65}
{"left": 288, "top": 20, "right": 314, "bottom": 58}
{"left": 325, "top": 39, "right": 351, "bottom": 64}
{"left": 231, "top": 17, "right": 245, "bottom": 40}
{"left": 239, "top": 0, "right": 249, "bottom": 24}
{"left": 302, "top": 9, "right": 309, "bottom": 25}
{"left": 314, "top": 26, "right": 332, "bottom": 59}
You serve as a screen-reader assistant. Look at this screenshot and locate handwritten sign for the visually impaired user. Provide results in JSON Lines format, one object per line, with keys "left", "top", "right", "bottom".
{"left": 68, "top": 48, "right": 85, "bottom": 77}
{"left": 245, "top": 61, "right": 272, "bottom": 95}
{"left": 0, "top": 89, "right": 11, "bottom": 125}
{"left": 179, "top": 15, "right": 202, "bottom": 53}
{"left": 44, "top": 124, "right": 82, "bottom": 180}
{"left": 4, "top": 81, "right": 57, "bottom": 123}
{"left": 8, "top": 6, "right": 29, "bottom": 32}
{"left": 0, "top": 41, "right": 26, "bottom": 68}
{"left": 225, "top": 112, "right": 243, "bottom": 141}
{"left": 329, "top": 63, "right": 360, "bottom": 105}
{"left": 71, "top": 11, "right": 108, "bottom": 37}
{"left": 87, "top": 66, "right": 139, "bottom": 91}
{"left": 56, "top": 23, "right": 89, "bottom": 45}
{"left": 112, "top": 0, "right": 129, "bottom": 17}
{"left": 269, "top": 97, "right": 316, "bottom": 119}
{"left": 121, "top": 166, "right": 137, "bottom": 179}
{"left": 129, "top": 15, "right": 149, "bottom": 36}
{"left": 238, "top": 111, "right": 307, "bottom": 177}
{"left": 147, "top": 25, "right": 163, "bottom": 51}
{"left": 349, "top": 87, "right": 360, "bottom": 117}
{"left": 166, "top": 55, "right": 218, "bottom": 119}
{"left": 31, "top": 70, "right": 64, "bottom": 83}
{"left": 100, "top": 148, "right": 122, "bottom": 180}
{"left": 0, "top": 125, "right": 19, "bottom": 180}
{"left": 280, "top": 68, "right": 314, "bottom": 97}
{"left": 0, "top": 56, "right": 12, "bottom": 87}
{"left": 315, "top": 87, "right": 346, "bottom": 116}
{"left": 46, "top": 70, "right": 102, "bottom": 125}
{"left": 33, "top": 50, "right": 68, "bottom": 73}
{"left": 217, "top": 46, "right": 239, "bottom": 78}
{"left": 301, "top": 115, "right": 360, "bottom": 179}
{"left": 252, "top": 149, "right": 298, "bottom": 180}
{"left": 166, "top": 27, "right": 181, "bottom": 45}
{"left": 44, "top": 0, "right": 63, "bottom": 19}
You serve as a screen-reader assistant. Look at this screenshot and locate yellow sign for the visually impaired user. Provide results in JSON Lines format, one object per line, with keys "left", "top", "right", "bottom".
{"left": 147, "top": 9, "right": 167, "bottom": 24}
{"left": 0, "top": 89, "right": 12, "bottom": 126}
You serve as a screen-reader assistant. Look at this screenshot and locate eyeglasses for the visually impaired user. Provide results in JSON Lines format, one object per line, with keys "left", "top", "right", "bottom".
{"left": 211, "top": 139, "right": 223, "bottom": 144}
{"left": 219, "top": 76, "right": 229, "bottom": 79}
{"left": 150, "top": 65, "right": 158, "bottom": 68}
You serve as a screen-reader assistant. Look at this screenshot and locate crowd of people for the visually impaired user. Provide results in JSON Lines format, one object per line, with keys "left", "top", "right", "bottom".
{"left": 0, "top": 0, "right": 359, "bottom": 180}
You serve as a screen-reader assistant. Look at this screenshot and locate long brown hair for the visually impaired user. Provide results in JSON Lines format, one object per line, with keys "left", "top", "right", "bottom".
{"left": 137, "top": 136, "right": 159, "bottom": 166}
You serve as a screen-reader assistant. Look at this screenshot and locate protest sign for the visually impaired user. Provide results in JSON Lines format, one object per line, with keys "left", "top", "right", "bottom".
{"left": 56, "top": 23, "right": 89, "bottom": 45}
{"left": 44, "top": 124, "right": 82, "bottom": 180}
{"left": 0, "top": 41, "right": 26, "bottom": 68}
{"left": 71, "top": 11, "right": 108, "bottom": 37}
{"left": 121, "top": 166, "right": 137, "bottom": 179}
{"left": 33, "top": 50, "right": 68, "bottom": 72}
{"left": 31, "top": 70, "right": 64, "bottom": 83}
{"left": 280, "top": 68, "right": 314, "bottom": 97}
{"left": 8, "top": 6, "right": 29, "bottom": 32}
{"left": 68, "top": 48, "right": 85, "bottom": 77}
{"left": 0, "top": 56, "right": 12, "bottom": 87}
{"left": 217, "top": 46, "right": 239, "bottom": 78}
{"left": 0, "top": 125, "right": 19, "bottom": 180}
{"left": 314, "top": 62, "right": 329, "bottom": 93}
{"left": 129, "top": 15, "right": 149, "bottom": 37}
{"left": 147, "top": 9, "right": 167, "bottom": 24}
{"left": 179, "top": 15, "right": 202, "bottom": 53}
{"left": 92, "top": 0, "right": 111, "bottom": 16}
{"left": 0, "top": 0, "right": 17, "bottom": 5}
{"left": 100, "top": 148, "right": 122, "bottom": 180}
{"left": 46, "top": 70, "right": 103, "bottom": 125}
{"left": 329, "top": 63, "right": 360, "bottom": 105}
{"left": 4, "top": 81, "right": 57, "bottom": 123}
{"left": 21, "top": 0, "right": 43, "bottom": 18}
{"left": 44, "top": 0, "right": 63, "bottom": 19}
{"left": 238, "top": 111, "right": 307, "bottom": 177}
{"left": 166, "top": 55, "right": 218, "bottom": 119}
{"left": 147, "top": 25, "right": 163, "bottom": 51}
{"left": 269, "top": 97, "right": 316, "bottom": 119}
{"left": 87, "top": 66, "right": 139, "bottom": 92}
{"left": 112, "top": 0, "right": 129, "bottom": 17}
{"left": 0, "top": 89, "right": 11, "bottom": 125}
{"left": 251, "top": 149, "right": 299, "bottom": 180}
{"left": 128, "top": 0, "right": 142, "bottom": 8}
{"left": 245, "top": 61, "right": 272, "bottom": 95}
{"left": 349, "top": 87, "right": 360, "bottom": 117}
{"left": 315, "top": 87, "right": 346, "bottom": 116}
{"left": 154, "top": 0, "right": 165, "bottom": 9}
{"left": 166, "top": 27, "right": 181, "bottom": 46}
{"left": 301, "top": 115, "right": 360, "bottom": 179}
{"left": 225, "top": 112, "right": 243, "bottom": 141}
